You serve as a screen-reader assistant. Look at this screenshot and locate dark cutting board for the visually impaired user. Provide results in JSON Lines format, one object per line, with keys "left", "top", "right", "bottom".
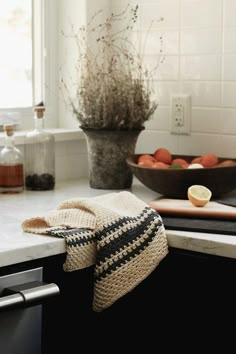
{"left": 161, "top": 215, "right": 236, "bottom": 235}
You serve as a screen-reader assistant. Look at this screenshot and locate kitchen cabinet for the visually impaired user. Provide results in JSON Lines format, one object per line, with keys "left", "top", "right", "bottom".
{"left": 39, "top": 248, "right": 236, "bottom": 352}
{"left": 0, "top": 246, "right": 235, "bottom": 353}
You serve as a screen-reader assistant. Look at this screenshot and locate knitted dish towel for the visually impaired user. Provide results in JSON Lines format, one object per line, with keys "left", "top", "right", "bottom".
{"left": 22, "top": 191, "right": 168, "bottom": 312}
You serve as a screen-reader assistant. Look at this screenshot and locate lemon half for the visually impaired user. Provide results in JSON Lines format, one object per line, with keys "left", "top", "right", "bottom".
{"left": 187, "top": 185, "right": 212, "bottom": 207}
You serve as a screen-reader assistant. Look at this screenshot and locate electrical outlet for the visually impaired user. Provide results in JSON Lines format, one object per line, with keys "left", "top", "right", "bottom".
{"left": 170, "top": 94, "right": 191, "bottom": 134}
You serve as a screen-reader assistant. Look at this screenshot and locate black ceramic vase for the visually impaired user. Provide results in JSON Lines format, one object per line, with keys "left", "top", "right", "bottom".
{"left": 82, "top": 128, "right": 143, "bottom": 189}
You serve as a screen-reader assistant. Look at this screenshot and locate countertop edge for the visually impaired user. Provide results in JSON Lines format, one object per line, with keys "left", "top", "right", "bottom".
{"left": 1, "top": 229, "right": 236, "bottom": 268}
{"left": 1, "top": 179, "right": 236, "bottom": 268}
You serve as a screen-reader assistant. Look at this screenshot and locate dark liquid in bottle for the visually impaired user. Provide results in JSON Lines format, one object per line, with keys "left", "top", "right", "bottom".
{"left": 0, "top": 164, "right": 24, "bottom": 193}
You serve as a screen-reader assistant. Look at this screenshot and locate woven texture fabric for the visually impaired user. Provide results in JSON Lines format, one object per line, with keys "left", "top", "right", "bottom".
{"left": 22, "top": 191, "right": 168, "bottom": 312}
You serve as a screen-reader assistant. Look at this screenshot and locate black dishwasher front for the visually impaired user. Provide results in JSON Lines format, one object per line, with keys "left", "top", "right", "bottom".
{"left": 0, "top": 267, "right": 59, "bottom": 354}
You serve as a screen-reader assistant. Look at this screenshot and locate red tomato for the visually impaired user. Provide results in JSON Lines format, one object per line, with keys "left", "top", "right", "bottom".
{"left": 138, "top": 160, "right": 154, "bottom": 167}
{"left": 152, "top": 161, "right": 169, "bottom": 169}
{"left": 153, "top": 148, "right": 172, "bottom": 164}
{"left": 138, "top": 154, "right": 156, "bottom": 164}
{"left": 171, "top": 158, "right": 189, "bottom": 168}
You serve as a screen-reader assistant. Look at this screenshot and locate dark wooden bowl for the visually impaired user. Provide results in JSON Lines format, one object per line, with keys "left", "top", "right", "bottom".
{"left": 126, "top": 154, "right": 236, "bottom": 198}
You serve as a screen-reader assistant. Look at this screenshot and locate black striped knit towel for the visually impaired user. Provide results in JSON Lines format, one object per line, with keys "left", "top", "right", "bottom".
{"left": 22, "top": 191, "right": 168, "bottom": 312}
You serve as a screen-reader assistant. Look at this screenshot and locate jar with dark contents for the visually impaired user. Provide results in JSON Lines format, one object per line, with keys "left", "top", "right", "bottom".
{"left": 24, "top": 102, "right": 55, "bottom": 191}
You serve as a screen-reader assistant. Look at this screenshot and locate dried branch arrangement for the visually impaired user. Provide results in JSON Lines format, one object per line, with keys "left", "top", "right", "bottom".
{"left": 60, "top": 4, "right": 164, "bottom": 130}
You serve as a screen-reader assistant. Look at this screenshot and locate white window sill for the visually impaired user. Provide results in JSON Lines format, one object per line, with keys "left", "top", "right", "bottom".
{"left": 0, "top": 128, "right": 85, "bottom": 145}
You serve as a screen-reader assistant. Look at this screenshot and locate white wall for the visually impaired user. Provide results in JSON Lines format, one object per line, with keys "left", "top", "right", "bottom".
{"left": 57, "top": 0, "right": 110, "bottom": 129}
{"left": 56, "top": 0, "right": 111, "bottom": 181}
{"left": 55, "top": 139, "right": 88, "bottom": 181}
{"left": 133, "top": 0, "right": 236, "bottom": 158}
{"left": 57, "top": 0, "right": 236, "bottom": 181}
{"left": 57, "top": 0, "right": 87, "bottom": 129}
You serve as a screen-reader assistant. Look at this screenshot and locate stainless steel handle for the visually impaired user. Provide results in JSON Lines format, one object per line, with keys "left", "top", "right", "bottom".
{"left": 0, "top": 281, "right": 60, "bottom": 311}
{"left": 0, "top": 293, "right": 25, "bottom": 310}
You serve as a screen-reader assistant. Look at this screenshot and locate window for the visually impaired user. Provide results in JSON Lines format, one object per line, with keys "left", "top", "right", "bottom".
{"left": 0, "top": 0, "right": 32, "bottom": 108}
{"left": 0, "top": 0, "right": 57, "bottom": 129}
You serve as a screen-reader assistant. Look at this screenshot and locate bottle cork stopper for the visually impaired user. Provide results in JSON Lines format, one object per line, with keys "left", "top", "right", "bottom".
{"left": 3, "top": 124, "right": 14, "bottom": 137}
{"left": 34, "top": 101, "right": 45, "bottom": 119}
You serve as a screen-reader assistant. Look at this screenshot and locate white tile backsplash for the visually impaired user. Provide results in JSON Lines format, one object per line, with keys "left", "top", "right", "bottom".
{"left": 222, "top": 82, "right": 236, "bottom": 108}
{"left": 181, "top": 82, "right": 221, "bottom": 107}
{"left": 191, "top": 108, "right": 222, "bottom": 133}
{"left": 136, "top": 130, "right": 179, "bottom": 154}
{"left": 222, "top": 81, "right": 236, "bottom": 108}
{"left": 181, "top": 55, "right": 222, "bottom": 80}
{"left": 145, "top": 106, "right": 170, "bottom": 130}
{"left": 181, "top": 29, "right": 222, "bottom": 54}
{"left": 223, "top": 28, "right": 236, "bottom": 53}
{"left": 218, "top": 135, "right": 236, "bottom": 158}
{"left": 224, "top": 0, "right": 236, "bottom": 27}
{"left": 57, "top": 0, "right": 236, "bottom": 182}
{"left": 181, "top": 133, "right": 222, "bottom": 155}
{"left": 154, "top": 55, "right": 179, "bottom": 80}
{"left": 135, "top": 0, "right": 236, "bottom": 159}
{"left": 221, "top": 109, "right": 236, "bottom": 134}
{"left": 223, "top": 55, "right": 236, "bottom": 80}
{"left": 153, "top": 81, "right": 181, "bottom": 105}
{"left": 55, "top": 140, "right": 88, "bottom": 182}
{"left": 181, "top": 0, "right": 222, "bottom": 28}
{"left": 140, "top": 0, "right": 180, "bottom": 29}
{"left": 143, "top": 30, "right": 179, "bottom": 55}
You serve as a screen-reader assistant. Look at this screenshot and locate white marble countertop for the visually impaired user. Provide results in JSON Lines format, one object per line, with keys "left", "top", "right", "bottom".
{"left": 1, "top": 178, "right": 236, "bottom": 268}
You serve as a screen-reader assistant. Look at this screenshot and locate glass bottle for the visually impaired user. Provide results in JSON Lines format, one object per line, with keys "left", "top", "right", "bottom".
{"left": 0, "top": 124, "right": 24, "bottom": 193}
{"left": 25, "top": 103, "right": 55, "bottom": 190}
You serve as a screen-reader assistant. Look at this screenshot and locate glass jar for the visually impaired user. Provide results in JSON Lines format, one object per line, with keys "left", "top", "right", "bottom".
{"left": 24, "top": 103, "right": 55, "bottom": 190}
{"left": 0, "top": 124, "right": 24, "bottom": 193}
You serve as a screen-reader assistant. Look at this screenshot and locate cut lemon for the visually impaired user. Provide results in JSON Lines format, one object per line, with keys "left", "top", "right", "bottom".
{"left": 187, "top": 185, "right": 212, "bottom": 207}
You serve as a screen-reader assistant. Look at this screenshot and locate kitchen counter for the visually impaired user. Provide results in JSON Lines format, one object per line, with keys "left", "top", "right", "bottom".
{"left": 1, "top": 178, "right": 236, "bottom": 268}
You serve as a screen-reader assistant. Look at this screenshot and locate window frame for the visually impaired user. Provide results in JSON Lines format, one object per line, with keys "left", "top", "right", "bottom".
{"left": 0, "top": 0, "right": 58, "bottom": 130}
